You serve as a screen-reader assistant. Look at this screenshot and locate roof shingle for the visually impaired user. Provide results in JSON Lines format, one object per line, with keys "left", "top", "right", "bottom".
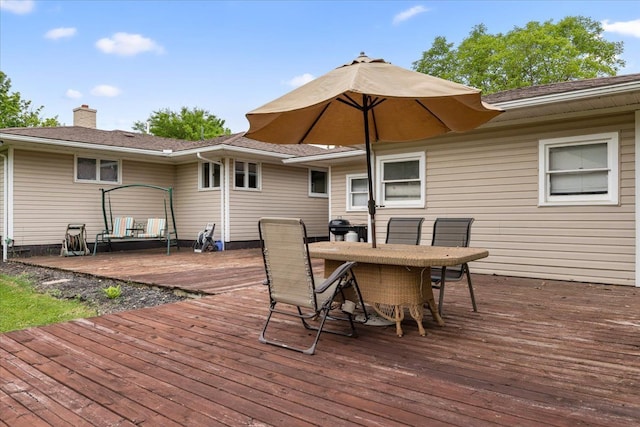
{"left": 0, "top": 127, "right": 354, "bottom": 157}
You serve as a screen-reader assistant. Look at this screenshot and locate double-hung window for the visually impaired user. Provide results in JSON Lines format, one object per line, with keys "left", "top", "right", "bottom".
{"left": 347, "top": 174, "right": 368, "bottom": 211}
{"left": 75, "top": 156, "right": 120, "bottom": 183}
{"left": 309, "top": 169, "right": 328, "bottom": 197}
{"left": 539, "top": 132, "right": 619, "bottom": 206}
{"left": 199, "top": 161, "right": 221, "bottom": 190}
{"left": 377, "top": 152, "right": 425, "bottom": 208}
{"left": 234, "top": 160, "right": 260, "bottom": 190}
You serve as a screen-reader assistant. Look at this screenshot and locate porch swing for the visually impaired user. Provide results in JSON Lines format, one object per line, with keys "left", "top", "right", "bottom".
{"left": 93, "top": 184, "right": 179, "bottom": 255}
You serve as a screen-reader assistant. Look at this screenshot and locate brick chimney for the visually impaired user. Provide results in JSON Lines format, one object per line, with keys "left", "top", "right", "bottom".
{"left": 73, "top": 104, "right": 97, "bottom": 128}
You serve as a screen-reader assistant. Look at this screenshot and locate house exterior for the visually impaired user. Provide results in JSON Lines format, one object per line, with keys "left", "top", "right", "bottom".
{"left": 0, "top": 106, "right": 354, "bottom": 257}
{"left": 3, "top": 74, "right": 639, "bottom": 287}
{"left": 285, "top": 74, "right": 640, "bottom": 287}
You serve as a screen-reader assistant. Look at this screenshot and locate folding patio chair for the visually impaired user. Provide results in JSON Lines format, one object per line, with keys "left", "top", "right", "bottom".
{"left": 430, "top": 217, "right": 477, "bottom": 315}
{"left": 385, "top": 217, "right": 425, "bottom": 245}
{"left": 258, "top": 217, "right": 367, "bottom": 355}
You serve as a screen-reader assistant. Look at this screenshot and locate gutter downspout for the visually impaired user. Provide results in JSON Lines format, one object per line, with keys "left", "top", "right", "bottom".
{"left": 197, "top": 153, "right": 226, "bottom": 250}
{"left": 0, "top": 152, "right": 7, "bottom": 262}
{"left": 224, "top": 157, "right": 230, "bottom": 248}
{"left": 634, "top": 110, "right": 640, "bottom": 288}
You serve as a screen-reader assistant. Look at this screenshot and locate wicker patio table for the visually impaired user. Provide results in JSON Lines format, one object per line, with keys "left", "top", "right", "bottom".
{"left": 308, "top": 241, "right": 489, "bottom": 337}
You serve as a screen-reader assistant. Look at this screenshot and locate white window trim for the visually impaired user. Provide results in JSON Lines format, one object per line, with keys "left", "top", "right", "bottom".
{"left": 538, "top": 132, "right": 619, "bottom": 206}
{"left": 233, "top": 159, "right": 261, "bottom": 191}
{"left": 346, "top": 173, "right": 368, "bottom": 211}
{"left": 198, "top": 161, "right": 221, "bottom": 191}
{"left": 308, "top": 168, "right": 328, "bottom": 198}
{"left": 376, "top": 151, "right": 425, "bottom": 208}
{"left": 74, "top": 155, "right": 121, "bottom": 184}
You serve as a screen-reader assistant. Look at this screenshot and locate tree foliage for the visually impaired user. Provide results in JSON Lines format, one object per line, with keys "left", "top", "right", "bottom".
{"left": 412, "top": 16, "right": 625, "bottom": 94}
{"left": 133, "top": 107, "right": 231, "bottom": 140}
{"left": 0, "top": 71, "right": 60, "bottom": 128}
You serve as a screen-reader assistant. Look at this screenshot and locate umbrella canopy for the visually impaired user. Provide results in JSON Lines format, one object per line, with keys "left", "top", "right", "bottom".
{"left": 246, "top": 53, "right": 503, "bottom": 247}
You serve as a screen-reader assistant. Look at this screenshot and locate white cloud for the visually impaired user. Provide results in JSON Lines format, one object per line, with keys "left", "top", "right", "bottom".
{"left": 286, "top": 73, "right": 315, "bottom": 87}
{"left": 65, "top": 89, "right": 82, "bottom": 99}
{"left": 95, "top": 32, "right": 165, "bottom": 56}
{"left": 602, "top": 19, "right": 640, "bottom": 38}
{"left": 393, "top": 5, "right": 428, "bottom": 25}
{"left": 45, "top": 27, "right": 77, "bottom": 40}
{"left": 90, "top": 85, "right": 121, "bottom": 97}
{"left": 0, "top": 0, "right": 35, "bottom": 14}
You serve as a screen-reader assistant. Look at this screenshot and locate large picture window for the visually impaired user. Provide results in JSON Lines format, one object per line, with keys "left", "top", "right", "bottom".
{"left": 75, "top": 156, "right": 120, "bottom": 183}
{"left": 347, "top": 174, "right": 368, "bottom": 211}
{"left": 539, "top": 132, "right": 619, "bottom": 206}
{"left": 377, "top": 152, "right": 425, "bottom": 207}
{"left": 199, "top": 162, "right": 221, "bottom": 190}
{"left": 234, "top": 160, "right": 260, "bottom": 190}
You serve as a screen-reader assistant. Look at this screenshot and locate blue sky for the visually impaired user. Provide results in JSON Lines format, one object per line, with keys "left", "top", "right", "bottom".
{"left": 1, "top": 0, "right": 639, "bottom": 133}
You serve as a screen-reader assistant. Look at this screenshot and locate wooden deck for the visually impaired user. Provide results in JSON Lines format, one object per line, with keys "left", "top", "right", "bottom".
{"left": 1, "top": 249, "right": 639, "bottom": 426}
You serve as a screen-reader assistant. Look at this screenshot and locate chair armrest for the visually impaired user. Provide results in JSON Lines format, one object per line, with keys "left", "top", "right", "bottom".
{"left": 315, "top": 261, "right": 356, "bottom": 293}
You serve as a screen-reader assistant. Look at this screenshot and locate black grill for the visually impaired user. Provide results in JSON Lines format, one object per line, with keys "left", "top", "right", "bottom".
{"left": 329, "top": 218, "right": 351, "bottom": 236}
{"left": 328, "top": 219, "right": 367, "bottom": 242}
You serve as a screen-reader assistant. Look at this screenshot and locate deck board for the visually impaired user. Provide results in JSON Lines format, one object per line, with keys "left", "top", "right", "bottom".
{"left": 1, "top": 249, "right": 639, "bottom": 426}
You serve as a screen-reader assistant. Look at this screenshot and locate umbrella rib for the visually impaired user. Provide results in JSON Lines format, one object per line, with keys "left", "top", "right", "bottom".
{"left": 297, "top": 102, "right": 332, "bottom": 144}
{"left": 336, "top": 93, "right": 385, "bottom": 143}
{"left": 337, "top": 95, "right": 363, "bottom": 111}
{"left": 415, "top": 99, "right": 448, "bottom": 129}
{"left": 370, "top": 107, "right": 380, "bottom": 142}
{"left": 338, "top": 94, "right": 386, "bottom": 111}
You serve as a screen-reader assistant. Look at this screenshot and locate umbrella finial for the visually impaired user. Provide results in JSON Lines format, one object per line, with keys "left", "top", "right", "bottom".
{"left": 345, "top": 52, "right": 387, "bottom": 66}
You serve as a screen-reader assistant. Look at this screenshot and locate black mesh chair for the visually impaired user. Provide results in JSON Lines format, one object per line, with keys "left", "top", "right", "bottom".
{"left": 385, "top": 217, "right": 425, "bottom": 245}
{"left": 430, "top": 218, "right": 477, "bottom": 315}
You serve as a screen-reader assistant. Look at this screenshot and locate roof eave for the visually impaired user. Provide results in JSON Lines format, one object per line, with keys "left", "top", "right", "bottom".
{"left": 283, "top": 149, "right": 365, "bottom": 165}
{"left": 0, "top": 133, "right": 296, "bottom": 161}
{"left": 0, "top": 133, "right": 173, "bottom": 157}
{"left": 176, "top": 144, "right": 294, "bottom": 160}
{"left": 492, "top": 81, "right": 640, "bottom": 110}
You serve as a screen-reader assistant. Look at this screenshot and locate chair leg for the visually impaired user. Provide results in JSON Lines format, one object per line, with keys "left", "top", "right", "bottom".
{"left": 438, "top": 267, "right": 446, "bottom": 317}
{"left": 259, "top": 302, "right": 326, "bottom": 355}
{"left": 260, "top": 295, "right": 358, "bottom": 356}
{"left": 341, "top": 271, "right": 369, "bottom": 324}
{"left": 464, "top": 264, "right": 478, "bottom": 312}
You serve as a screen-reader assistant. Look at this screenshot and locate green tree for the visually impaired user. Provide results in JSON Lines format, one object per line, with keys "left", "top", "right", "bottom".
{"left": 133, "top": 107, "right": 231, "bottom": 140}
{"left": 0, "top": 71, "right": 60, "bottom": 127}
{"left": 412, "top": 16, "right": 625, "bottom": 94}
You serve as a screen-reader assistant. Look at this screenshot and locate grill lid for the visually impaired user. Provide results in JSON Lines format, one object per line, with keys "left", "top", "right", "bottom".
{"left": 329, "top": 218, "right": 350, "bottom": 227}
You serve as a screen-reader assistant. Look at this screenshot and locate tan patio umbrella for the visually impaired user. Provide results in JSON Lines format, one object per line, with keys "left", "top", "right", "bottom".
{"left": 245, "top": 52, "right": 503, "bottom": 247}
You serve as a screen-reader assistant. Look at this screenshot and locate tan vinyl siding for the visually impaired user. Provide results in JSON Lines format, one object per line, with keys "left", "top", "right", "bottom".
{"left": 228, "top": 162, "right": 329, "bottom": 241}
{"left": 330, "top": 163, "right": 369, "bottom": 237}
{"left": 174, "top": 162, "right": 222, "bottom": 242}
{"left": 11, "top": 150, "right": 176, "bottom": 246}
{"left": 331, "top": 112, "right": 636, "bottom": 286}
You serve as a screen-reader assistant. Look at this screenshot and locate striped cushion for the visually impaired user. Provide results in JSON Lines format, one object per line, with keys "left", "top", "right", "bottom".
{"left": 138, "top": 218, "right": 166, "bottom": 238}
{"left": 105, "top": 217, "right": 134, "bottom": 238}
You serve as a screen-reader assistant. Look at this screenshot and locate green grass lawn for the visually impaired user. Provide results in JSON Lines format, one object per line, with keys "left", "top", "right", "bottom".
{"left": 0, "top": 273, "right": 97, "bottom": 333}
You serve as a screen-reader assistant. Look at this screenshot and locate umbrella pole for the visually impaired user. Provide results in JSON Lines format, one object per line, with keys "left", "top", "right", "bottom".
{"left": 363, "top": 96, "right": 377, "bottom": 248}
